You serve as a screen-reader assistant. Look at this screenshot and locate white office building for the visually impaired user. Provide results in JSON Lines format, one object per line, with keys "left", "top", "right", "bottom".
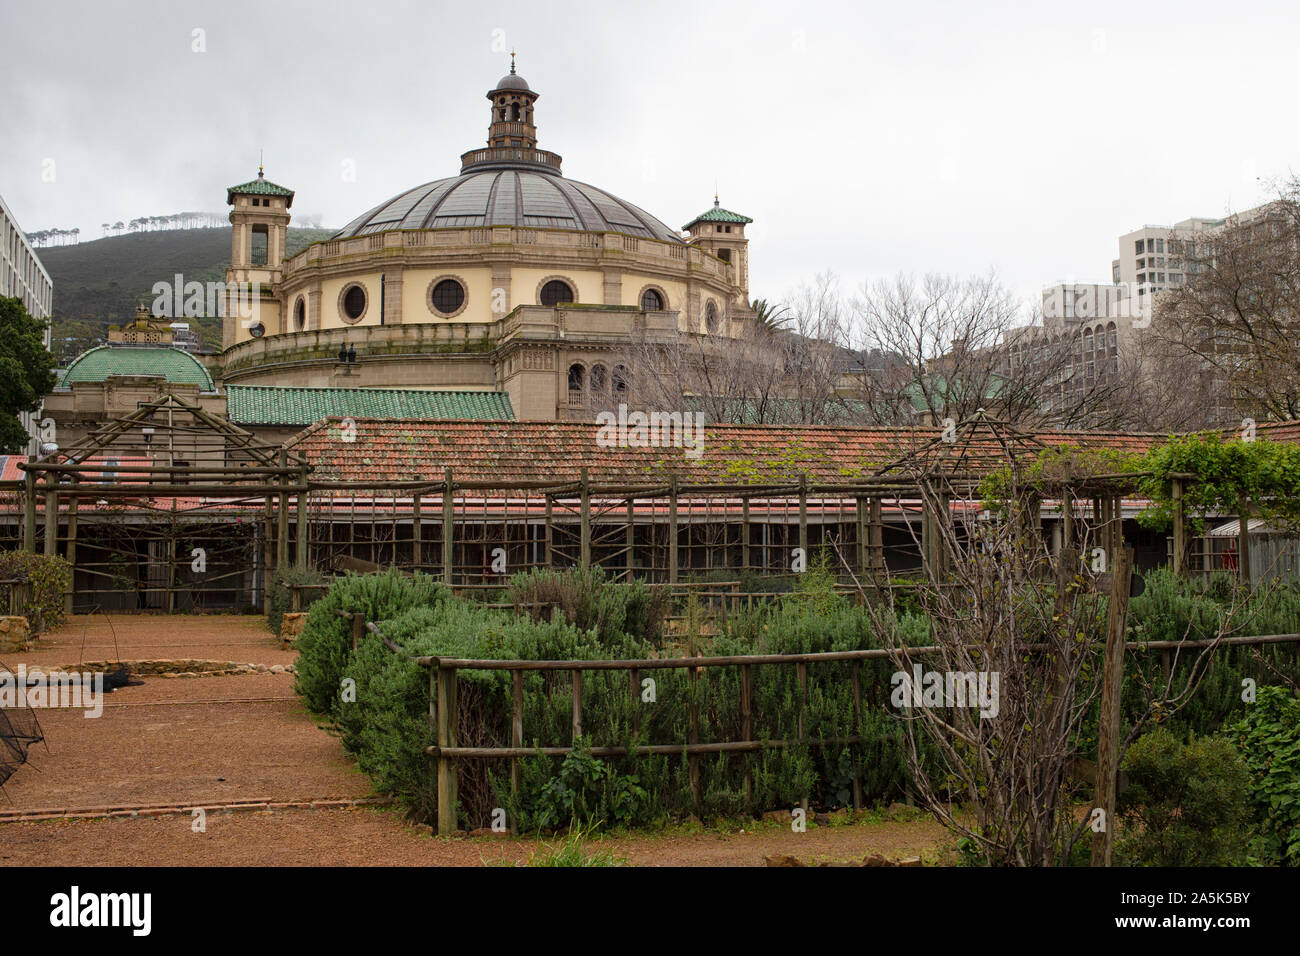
{"left": 1, "top": 191, "right": 55, "bottom": 456}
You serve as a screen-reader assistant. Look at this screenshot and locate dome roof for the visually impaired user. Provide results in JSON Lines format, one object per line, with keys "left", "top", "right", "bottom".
{"left": 60, "top": 346, "right": 214, "bottom": 390}
{"left": 494, "top": 73, "right": 531, "bottom": 91}
{"left": 333, "top": 170, "right": 683, "bottom": 243}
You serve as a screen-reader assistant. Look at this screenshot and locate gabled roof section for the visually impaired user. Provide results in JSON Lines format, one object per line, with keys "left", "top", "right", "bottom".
{"left": 60, "top": 346, "right": 215, "bottom": 391}
{"left": 226, "top": 386, "right": 515, "bottom": 426}
{"left": 58, "top": 393, "right": 306, "bottom": 468}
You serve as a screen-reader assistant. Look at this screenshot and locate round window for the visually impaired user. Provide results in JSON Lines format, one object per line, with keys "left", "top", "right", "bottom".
{"left": 431, "top": 278, "right": 466, "bottom": 316}
{"left": 294, "top": 297, "right": 306, "bottom": 330}
{"left": 640, "top": 288, "right": 664, "bottom": 311}
{"left": 342, "top": 284, "right": 366, "bottom": 323}
{"left": 540, "top": 279, "right": 575, "bottom": 307}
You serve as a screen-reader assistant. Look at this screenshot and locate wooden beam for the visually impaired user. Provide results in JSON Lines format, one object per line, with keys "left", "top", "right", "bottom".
{"left": 1092, "top": 544, "right": 1133, "bottom": 868}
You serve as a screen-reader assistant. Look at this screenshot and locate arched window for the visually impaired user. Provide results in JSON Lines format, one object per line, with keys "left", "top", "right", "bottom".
{"left": 640, "top": 288, "right": 664, "bottom": 311}
{"left": 294, "top": 297, "right": 306, "bottom": 331}
{"left": 613, "top": 364, "right": 628, "bottom": 394}
{"left": 568, "top": 363, "right": 586, "bottom": 406}
{"left": 510, "top": 103, "right": 521, "bottom": 121}
{"left": 704, "top": 301, "right": 718, "bottom": 333}
{"left": 591, "top": 364, "right": 608, "bottom": 393}
{"left": 541, "top": 279, "right": 575, "bottom": 307}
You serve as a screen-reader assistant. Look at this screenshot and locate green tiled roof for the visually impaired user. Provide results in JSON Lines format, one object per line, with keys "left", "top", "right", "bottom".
{"left": 683, "top": 202, "right": 753, "bottom": 230}
{"left": 225, "top": 386, "right": 515, "bottom": 426}
{"left": 60, "top": 346, "right": 215, "bottom": 390}
{"left": 227, "top": 174, "right": 295, "bottom": 206}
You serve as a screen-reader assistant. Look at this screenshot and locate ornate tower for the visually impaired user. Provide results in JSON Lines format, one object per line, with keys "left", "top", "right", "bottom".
{"left": 461, "top": 55, "right": 563, "bottom": 174}
{"left": 224, "top": 166, "right": 294, "bottom": 346}
{"left": 683, "top": 196, "right": 754, "bottom": 312}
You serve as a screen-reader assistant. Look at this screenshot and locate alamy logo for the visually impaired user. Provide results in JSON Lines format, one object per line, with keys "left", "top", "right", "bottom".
{"left": 0, "top": 665, "right": 104, "bottom": 718}
{"left": 595, "top": 403, "right": 705, "bottom": 459}
{"left": 49, "top": 886, "right": 151, "bottom": 936}
{"left": 890, "top": 665, "right": 1000, "bottom": 719}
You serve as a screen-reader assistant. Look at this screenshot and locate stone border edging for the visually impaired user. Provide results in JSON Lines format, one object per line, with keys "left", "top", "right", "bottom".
{"left": 0, "top": 796, "right": 393, "bottom": 824}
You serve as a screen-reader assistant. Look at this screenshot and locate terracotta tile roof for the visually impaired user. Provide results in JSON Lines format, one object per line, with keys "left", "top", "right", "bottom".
{"left": 285, "top": 419, "right": 1169, "bottom": 486}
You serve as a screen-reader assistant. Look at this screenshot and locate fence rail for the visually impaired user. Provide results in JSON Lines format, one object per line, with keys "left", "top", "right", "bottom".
{"left": 337, "top": 608, "right": 1300, "bottom": 834}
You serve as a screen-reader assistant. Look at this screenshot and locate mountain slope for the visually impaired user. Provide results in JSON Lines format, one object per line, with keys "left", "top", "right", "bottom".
{"left": 38, "top": 227, "right": 333, "bottom": 358}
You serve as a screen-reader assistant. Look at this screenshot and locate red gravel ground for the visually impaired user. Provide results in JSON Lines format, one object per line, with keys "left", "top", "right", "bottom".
{"left": 1, "top": 615, "right": 952, "bottom": 866}
{"left": 13, "top": 613, "right": 296, "bottom": 669}
{"left": 0, "top": 807, "right": 950, "bottom": 867}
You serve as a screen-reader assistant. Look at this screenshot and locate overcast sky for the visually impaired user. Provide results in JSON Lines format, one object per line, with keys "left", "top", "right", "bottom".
{"left": 2, "top": 0, "right": 1297, "bottom": 311}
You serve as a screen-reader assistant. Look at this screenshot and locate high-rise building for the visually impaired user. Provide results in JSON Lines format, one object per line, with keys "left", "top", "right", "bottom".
{"left": 1, "top": 191, "right": 54, "bottom": 456}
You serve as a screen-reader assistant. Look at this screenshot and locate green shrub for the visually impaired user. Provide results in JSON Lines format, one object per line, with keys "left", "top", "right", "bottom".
{"left": 266, "top": 565, "right": 328, "bottom": 636}
{"left": 1231, "top": 686, "right": 1300, "bottom": 865}
{"left": 509, "top": 566, "right": 667, "bottom": 649}
{"left": 1115, "top": 728, "right": 1253, "bottom": 866}
{"left": 293, "top": 570, "right": 449, "bottom": 714}
{"left": 0, "top": 550, "right": 73, "bottom": 632}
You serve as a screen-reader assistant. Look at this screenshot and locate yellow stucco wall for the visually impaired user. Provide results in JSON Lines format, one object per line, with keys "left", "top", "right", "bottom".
{"left": 320, "top": 273, "right": 382, "bottom": 330}
{"left": 401, "top": 267, "right": 497, "bottom": 324}
{"left": 509, "top": 267, "right": 604, "bottom": 306}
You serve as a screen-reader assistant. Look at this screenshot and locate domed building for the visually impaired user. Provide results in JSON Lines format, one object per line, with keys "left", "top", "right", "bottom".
{"left": 219, "top": 60, "right": 754, "bottom": 421}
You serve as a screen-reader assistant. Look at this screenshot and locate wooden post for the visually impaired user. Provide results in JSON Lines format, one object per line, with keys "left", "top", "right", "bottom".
{"left": 850, "top": 659, "right": 863, "bottom": 811}
{"left": 1238, "top": 495, "right": 1252, "bottom": 589}
{"left": 1062, "top": 486, "right": 1074, "bottom": 552}
{"left": 295, "top": 468, "right": 308, "bottom": 571}
{"left": 856, "top": 496, "right": 868, "bottom": 577}
{"left": 797, "top": 660, "right": 809, "bottom": 815}
{"left": 436, "top": 663, "right": 458, "bottom": 835}
{"left": 276, "top": 450, "right": 289, "bottom": 569}
{"left": 1092, "top": 545, "right": 1133, "bottom": 868}
{"left": 351, "top": 612, "right": 363, "bottom": 651}
{"left": 22, "top": 472, "right": 36, "bottom": 552}
{"left": 1171, "top": 477, "right": 1185, "bottom": 577}
{"left": 870, "top": 497, "right": 884, "bottom": 573}
{"left": 412, "top": 495, "right": 422, "bottom": 571}
{"left": 687, "top": 660, "right": 701, "bottom": 812}
{"left": 741, "top": 497, "right": 751, "bottom": 574}
{"left": 579, "top": 466, "right": 591, "bottom": 571}
{"left": 629, "top": 666, "right": 641, "bottom": 735}
{"left": 43, "top": 487, "right": 57, "bottom": 557}
{"left": 510, "top": 670, "right": 523, "bottom": 820}
{"left": 544, "top": 496, "right": 553, "bottom": 568}
{"left": 668, "top": 476, "right": 679, "bottom": 584}
{"left": 798, "top": 473, "right": 809, "bottom": 566}
{"left": 571, "top": 670, "right": 583, "bottom": 740}
{"left": 64, "top": 479, "right": 78, "bottom": 615}
{"left": 740, "top": 663, "right": 753, "bottom": 811}
{"left": 262, "top": 494, "right": 274, "bottom": 615}
{"left": 625, "top": 497, "right": 635, "bottom": 579}
{"left": 442, "top": 467, "right": 454, "bottom": 586}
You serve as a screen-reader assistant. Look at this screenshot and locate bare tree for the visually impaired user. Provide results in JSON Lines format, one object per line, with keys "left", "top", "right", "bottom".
{"left": 1149, "top": 184, "right": 1300, "bottom": 423}
{"left": 622, "top": 273, "right": 855, "bottom": 424}
{"left": 846, "top": 272, "right": 1135, "bottom": 429}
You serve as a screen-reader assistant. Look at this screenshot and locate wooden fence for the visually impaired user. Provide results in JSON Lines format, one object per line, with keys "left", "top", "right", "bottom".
{"left": 338, "top": 609, "right": 1300, "bottom": 834}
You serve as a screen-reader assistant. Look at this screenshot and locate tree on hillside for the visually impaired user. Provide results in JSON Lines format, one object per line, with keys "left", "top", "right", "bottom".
{"left": 0, "top": 297, "right": 57, "bottom": 453}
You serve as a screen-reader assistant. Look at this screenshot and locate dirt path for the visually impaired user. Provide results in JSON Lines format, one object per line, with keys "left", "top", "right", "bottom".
{"left": 0, "top": 807, "right": 950, "bottom": 867}
{"left": 2, "top": 615, "right": 952, "bottom": 866}
{"left": 13, "top": 613, "right": 296, "bottom": 669}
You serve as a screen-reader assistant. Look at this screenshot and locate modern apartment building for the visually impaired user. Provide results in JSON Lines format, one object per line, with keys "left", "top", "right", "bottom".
{"left": 1, "top": 190, "right": 55, "bottom": 456}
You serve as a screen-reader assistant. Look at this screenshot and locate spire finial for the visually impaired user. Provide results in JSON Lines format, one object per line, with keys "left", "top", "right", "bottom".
{"left": 258, "top": 148, "right": 264, "bottom": 179}
{"left": 510, "top": 50, "right": 516, "bottom": 74}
